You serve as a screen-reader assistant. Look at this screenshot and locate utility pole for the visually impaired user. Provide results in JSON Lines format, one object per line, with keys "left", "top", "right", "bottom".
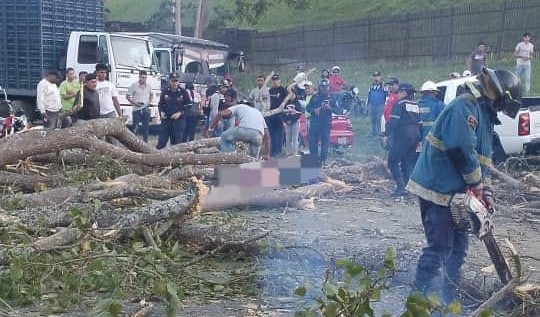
{"left": 194, "top": 0, "right": 206, "bottom": 38}
{"left": 174, "top": 0, "right": 182, "bottom": 36}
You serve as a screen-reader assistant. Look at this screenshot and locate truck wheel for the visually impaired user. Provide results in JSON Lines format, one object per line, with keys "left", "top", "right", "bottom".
{"left": 492, "top": 134, "right": 507, "bottom": 164}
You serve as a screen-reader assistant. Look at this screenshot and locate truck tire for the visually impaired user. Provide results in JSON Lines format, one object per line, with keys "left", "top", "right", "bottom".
{"left": 492, "top": 133, "right": 507, "bottom": 164}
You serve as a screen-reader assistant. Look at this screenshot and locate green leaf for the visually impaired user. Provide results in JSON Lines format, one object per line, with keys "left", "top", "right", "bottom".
{"left": 132, "top": 241, "right": 145, "bottom": 252}
{"left": 384, "top": 246, "right": 396, "bottom": 271}
{"left": 372, "top": 287, "right": 381, "bottom": 301}
{"left": 294, "top": 286, "right": 307, "bottom": 297}
{"left": 323, "top": 283, "right": 338, "bottom": 298}
{"left": 323, "top": 302, "right": 338, "bottom": 317}
{"left": 447, "top": 301, "right": 462, "bottom": 314}
{"left": 165, "top": 282, "right": 181, "bottom": 317}
{"left": 479, "top": 309, "right": 493, "bottom": 317}
{"left": 382, "top": 312, "right": 392, "bottom": 317}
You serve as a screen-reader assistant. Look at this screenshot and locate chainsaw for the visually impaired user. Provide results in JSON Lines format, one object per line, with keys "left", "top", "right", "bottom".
{"left": 463, "top": 190, "right": 513, "bottom": 284}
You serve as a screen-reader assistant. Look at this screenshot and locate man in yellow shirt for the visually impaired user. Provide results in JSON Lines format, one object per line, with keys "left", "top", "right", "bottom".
{"left": 59, "top": 68, "right": 80, "bottom": 112}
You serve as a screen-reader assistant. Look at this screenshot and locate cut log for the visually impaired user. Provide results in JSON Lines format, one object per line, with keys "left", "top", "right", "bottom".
{"left": 488, "top": 165, "right": 528, "bottom": 190}
{"left": 523, "top": 173, "right": 540, "bottom": 189}
{"left": 202, "top": 178, "right": 352, "bottom": 212}
{"left": 167, "top": 137, "right": 220, "bottom": 153}
{"left": 0, "top": 121, "right": 251, "bottom": 167}
{"left": 0, "top": 171, "right": 65, "bottom": 192}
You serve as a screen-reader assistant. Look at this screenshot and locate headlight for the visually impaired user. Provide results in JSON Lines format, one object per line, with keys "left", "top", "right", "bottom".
{"left": 352, "top": 87, "right": 359, "bottom": 95}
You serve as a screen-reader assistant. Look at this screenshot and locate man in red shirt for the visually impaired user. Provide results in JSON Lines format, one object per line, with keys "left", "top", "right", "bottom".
{"left": 383, "top": 77, "right": 400, "bottom": 124}
{"left": 328, "top": 66, "right": 347, "bottom": 93}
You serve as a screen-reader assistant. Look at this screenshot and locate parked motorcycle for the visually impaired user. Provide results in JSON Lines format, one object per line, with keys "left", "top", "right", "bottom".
{"left": 0, "top": 85, "right": 27, "bottom": 138}
{"left": 332, "top": 85, "right": 367, "bottom": 117}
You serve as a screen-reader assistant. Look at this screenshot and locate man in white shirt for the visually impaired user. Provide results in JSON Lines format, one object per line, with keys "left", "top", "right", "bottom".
{"left": 126, "top": 70, "right": 153, "bottom": 142}
{"left": 95, "top": 63, "right": 121, "bottom": 117}
{"left": 36, "top": 71, "right": 62, "bottom": 128}
{"left": 248, "top": 75, "right": 270, "bottom": 113}
{"left": 209, "top": 102, "right": 270, "bottom": 159}
{"left": 515, "top": 32, "right": 534, "bottom": 94}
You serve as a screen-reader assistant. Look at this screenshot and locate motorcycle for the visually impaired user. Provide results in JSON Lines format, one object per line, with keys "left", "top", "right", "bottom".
{"left": 0, "top": 85, "right": 27, "bottom": 138}
{"left": 332, "top": 85, "right": 367, "bottom": 117}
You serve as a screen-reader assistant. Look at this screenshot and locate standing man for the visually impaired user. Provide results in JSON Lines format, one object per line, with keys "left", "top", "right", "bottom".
{"left": 126, "top": 70, "right": 153, "bottom": 142}
{"left": 183, "top": 82, "right": 202, "bottom": 142}
{"left": 383, "top": 77, "right": 400, "bottom": 124}
{"left": 267, "top": 74, "right": 288, "bottom": 157}
{"left": 307, "top": 79, "right": 335, "bottom": 165}
{"left": 59, "top": 68, "right": 79, "bottom": 113}
{"left": 156, "top": 74, "right": 191, "bottom": 149}
{"left": 37, "top": 71, "right": 62, "bottom": 129}
{"left": 248, "top": 75, "right": 270, "bottom": 113}
{"left": 466, "top": 41, "right": 487, "bottom": 75}
{"left": 418, "top": 81, "right": 445, "bottom": 142}
{"left": 95, "top": 64, "right": 121, "bottom": 118}
{"left": 407, "top": 68, "right": 522, "bottom": 306}
{"left": 367, "top": 71, "right": 387, "bottom": 137}
{"left": 73, "top": 73, "right": 100, "bottom": 121}
{"left": 304, "top": 81, "right": 315, "bottom": 133}
{"left": 208, "top": 81, "right": 227, "bottom": 137}
{"left": 283, "top": 91, "right": 304, "bottom": 156}
{"left": 202, "top": 76, "right": 218, "bottom": 134}
{"left": 328, "top": 66, "right": 347, "bottom": 93}
{"left": 515, "top": 32, "right": 534, "bottom": 94}
{"left": 209, "top": 102, "right": 270, "bottom": 160}
{"left": 385, "top": 83, "right": 420, "bottom": 197}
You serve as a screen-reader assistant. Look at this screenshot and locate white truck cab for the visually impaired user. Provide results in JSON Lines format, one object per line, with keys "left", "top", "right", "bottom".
{"left": 65, "top": 32, "right": 162, "bottom": 124}
{"left": 435, "top": 76, "right": 540, "bottom": 158}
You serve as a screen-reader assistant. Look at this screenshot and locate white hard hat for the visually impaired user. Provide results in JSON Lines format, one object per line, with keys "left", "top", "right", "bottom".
{"left": 331, "top": 66, "right": 341, "bottom": 72}
{"left": 462, "top": 70, "right": 472, "bottom": 77}
{"left": 421, "top": 81, "right": 439, "bottom": 92}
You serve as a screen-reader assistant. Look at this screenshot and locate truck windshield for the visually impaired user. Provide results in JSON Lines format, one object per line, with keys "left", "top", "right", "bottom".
{"left": 111, "top": 36, "right": 155, "bottom": 70}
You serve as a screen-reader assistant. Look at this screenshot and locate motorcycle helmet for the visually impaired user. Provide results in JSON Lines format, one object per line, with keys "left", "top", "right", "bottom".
{"left": 477, "top": 67, "right": 522, "bottom": 119}
{"left": 319, "top": 78, "right": 330, "bottom": 93}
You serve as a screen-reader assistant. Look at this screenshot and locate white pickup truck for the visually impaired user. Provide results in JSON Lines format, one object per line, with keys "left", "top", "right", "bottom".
{"left": 435, "top": 76, "right": 540, "bottom": 161}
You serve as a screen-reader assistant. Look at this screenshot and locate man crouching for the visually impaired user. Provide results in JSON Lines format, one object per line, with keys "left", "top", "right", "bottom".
{"left": 209, "top": 101, "right": 270, "bottom": 160}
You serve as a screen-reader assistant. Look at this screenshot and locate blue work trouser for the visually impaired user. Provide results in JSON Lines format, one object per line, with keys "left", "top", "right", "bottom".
{"left": 370, "top": 104, "right": 384, "bottom": 136}
{"left": 266, "top": 116, "right": 283, "bottom": 157}
{"left": 415, "top": 198, "right": 469, "bottom": 306}
{"left": 387, "top": 137, "right": 418, "bottom": 191}
{"left": 308, "top": 119, "right": 331, "bottom": 164}
{"left": 156, "top": 118, "right": 185, "bottom": 149}
{"left": 132, "top": 108, "right": 150, "bottom": 142}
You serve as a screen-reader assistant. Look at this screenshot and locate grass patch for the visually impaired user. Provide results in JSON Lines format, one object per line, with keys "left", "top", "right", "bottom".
{"left": 105, "top": 0, "right": 163, "bottom": 22}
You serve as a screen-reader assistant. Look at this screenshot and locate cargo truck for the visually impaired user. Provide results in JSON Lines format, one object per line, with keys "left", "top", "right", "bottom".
{"left": 0, "top": 0, "right": 162, "bottom": 124}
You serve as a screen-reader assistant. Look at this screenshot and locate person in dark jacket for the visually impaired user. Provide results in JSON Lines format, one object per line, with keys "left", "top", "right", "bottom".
{"left": 386, "top": 83, "right": 420, "bottom": 197}
{"left": 156, "top": 74, "right": 191, "bottom": 149}
{"left": 267, "top": 74, "right": 288, "bottom": 157}
{"left": 418, "top": 81, "right": 445, "bottom": 142}
{"left": 283, "top": 89, "right": 305, "bottom": 156}
{"left": 72, "top": 73, "right": 100, "bottom": 121}
{"left": 307, "top": 78, "right": 335, "bottom": 165}
{"left": 407, "top": 68, "right": 522, "bottom": 306}
{"left": 183, "top": 82, "right": 201, "bottom": 142}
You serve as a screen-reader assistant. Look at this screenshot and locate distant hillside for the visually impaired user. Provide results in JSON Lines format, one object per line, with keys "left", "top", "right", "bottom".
{"left": 105, "top": 0, "right": 514, "bottom": 31}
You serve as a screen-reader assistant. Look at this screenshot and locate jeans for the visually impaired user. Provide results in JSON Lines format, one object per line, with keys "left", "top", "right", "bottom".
{"left": 516, "top": 64, "right": 531, "bottom": 94}
{"left": 266, "top": 116, "right": 284, "bottom": 157}
{"left": 415, "top": 198, "right": 469, "bottom": 306}
{"left": 184, "top": 115, "right": 200, "bottom": 142}
{"left": 45, "top": 110, "right": 61, "bottom": 129}
{"left": 100, "top": 111, "right": 119, "bottom": 119}
{"left": 156, "top": 118, "right": 185, "bottom": 149}
{"left": 308, "top": 119, "right": 331, "bottom": 164}
{"left": 285, "top": 121, "right": 300, "bottom": 155}
{"left": 387, "top": 137, "right": 419, "bottom": 191}
{"left": 219, "top": 126, "right": 262, "bottom": 158}
{"left": 132, "top": 108, "right": 150, "bottom": 142}
{"left": 370, "top": 104, "right": 384, "bottom": 136}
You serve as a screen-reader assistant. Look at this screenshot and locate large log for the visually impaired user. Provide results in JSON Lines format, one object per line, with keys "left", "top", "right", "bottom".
{"left": 0, "top": 120, "right": 252, "bottom": 167}
{"left": 167, "top": 137, "right": 220, "bottom": 153}
{"left": 0, "top": 171, "right": 65, "bottom": 192}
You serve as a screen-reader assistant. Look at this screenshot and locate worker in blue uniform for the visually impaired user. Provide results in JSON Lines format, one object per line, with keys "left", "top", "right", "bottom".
{"left": 386, "top": 83, "right": 421, "bottom": 197}
{"left": 156, "top": 74, "right": 192, "bottom": 149}
{"left": 307, "top": 78, "right": 336, "bottom": 165}
{"left": 406, "top": 68, "right": 523, "bottom": 305}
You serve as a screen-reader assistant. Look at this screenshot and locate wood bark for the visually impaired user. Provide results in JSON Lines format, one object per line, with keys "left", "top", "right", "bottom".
{"left": 167, "top": 137, "right": 220, "bottom": 153}
{"left": 0, "top": 171, "right": 65, "bottom": 192}
{"left": 0, "top": 119, "right": 251, "bottom": 167}
{"left": 488, "top": 165, "right": 527, "bottom": 190}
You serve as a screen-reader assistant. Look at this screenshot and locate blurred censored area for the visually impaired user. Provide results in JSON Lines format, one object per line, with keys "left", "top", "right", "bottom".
{"left": 211, "top": 154, "right": 321, "bottom": 197}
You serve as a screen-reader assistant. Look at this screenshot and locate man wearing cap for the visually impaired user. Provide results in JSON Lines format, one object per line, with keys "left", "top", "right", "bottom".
{"left": 72, "top": 73, "right": 100, "bottom": 121}
{"left": 383, "top": 77, "right": 400, "bottom": 124}
{"left": 385, "top": 83, "right": 420, "bottom": 197}
{"left": 307, "top": 78, "right": 335, "bottom": 165}
{"left": 248, "top": 75, "right": 270, "bottom": 113}
{"left": 156, "top": 74, "right": 191, "bottom": 149}
{"left": 418, "top": 81, "right": 445, "bottom": 142}
{"left": 367, "top": 71, "right": 388, "bottom": 137}
{"left": 267, "top": 74, "right": 288, "bottom": 157}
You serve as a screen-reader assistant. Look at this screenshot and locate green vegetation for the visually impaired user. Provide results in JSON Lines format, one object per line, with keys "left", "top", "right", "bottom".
{"left": 105, "top": 0, "right": 163, "bottom": 22}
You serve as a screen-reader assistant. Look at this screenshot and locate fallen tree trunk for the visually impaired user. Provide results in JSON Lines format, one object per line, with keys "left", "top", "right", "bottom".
{"left": 0, "top": 171, "right": 66, "bottom": 192}
{"left": 0, "top": 122, "right": 251, "bottom": 167}
{"left": 488, "top": 165, "right": 528, "bottom": 190}
{"left": 202, "top": 178, "right": 351, "bottom": 211}
{"left": 167, "top": 137, "right": 220, "bottom": 153}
